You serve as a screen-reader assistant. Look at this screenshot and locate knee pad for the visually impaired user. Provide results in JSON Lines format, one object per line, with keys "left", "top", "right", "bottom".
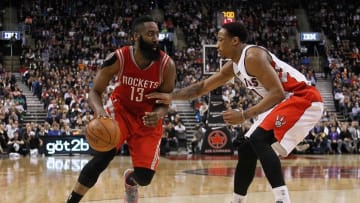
{"left": 133, "top": 167, "right": 155, "bottom": 186}
{"left": 78, "top": 149, "right": 116, "bottom": 188}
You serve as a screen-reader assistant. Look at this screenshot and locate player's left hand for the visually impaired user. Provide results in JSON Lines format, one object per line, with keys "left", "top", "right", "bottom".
{"left": 143, "top": 112, "right": 162, "bottom": 127}
{"left": 222, "top": 109, "right": 245, "bottom": 125}
{"left": 145, "top": 92, "right": 172, "bottom": 104}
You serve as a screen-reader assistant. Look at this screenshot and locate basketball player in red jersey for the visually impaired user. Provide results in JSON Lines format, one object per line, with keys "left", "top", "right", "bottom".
{"left": 147, "top": 22, "right": 323, "bottom": 203}
{"left": 66, "top": 15, "right": 176, "bottom": 203}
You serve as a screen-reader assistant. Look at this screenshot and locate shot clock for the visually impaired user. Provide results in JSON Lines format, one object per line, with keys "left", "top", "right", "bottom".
{"left": 222, "top": 11, "right": 235, "bottom": 24}
{"left": 217, "top": 11, "right": 236, "bottom": 28}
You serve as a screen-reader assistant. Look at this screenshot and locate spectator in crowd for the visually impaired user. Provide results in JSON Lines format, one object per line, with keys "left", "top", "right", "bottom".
{"left": 165, "top": 122, "right": 178, "bottom": 151}
{"left": 62, "top": 124, "right": 74, "bottom": 136}
{"left": 0, "top": 123, "right": 7, "bottom": 153}
{"left": 190, "top": 123, "right": 205, "bottom": 154}
{"left": 7, "top": 131, "right": 27, "bottom": 157}
{"left": 174, "top": 121, "right": 187, "bottom": 149}
{"left": 5, "top": 119, "right": 18, "bottom": 140}
{"left": 338, "top": 122, "right": 355, "bottom": 153}
{"left": 327, "top": 126, "right": 342, "bottom": 154}
{"left": 167, "top": 107, "right": 178, "bottom": 124}
{"left": 160, "top": 126, "right": 171, "bottom": 156}
{"left": 348, "top": 121, "right": 360, "bottom": 153}
{"left": 48, "top": 122, "right": 62, "bottom": 136}
{"left": 306, "top": 122, "right": 328, "bottom": 154}
{"left": 36, "top": 125, "right": 48, "bottom": 136}
{"left": 28, "top": 131, "right": 43, "bottom": 156}
{"left": 350, "top": 102, "right": 360, "bottom": 121}
{"left": 196, "top": 99, "right": 208, "bottom": 124}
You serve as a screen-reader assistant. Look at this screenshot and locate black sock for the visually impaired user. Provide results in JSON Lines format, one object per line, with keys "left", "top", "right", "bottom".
{"left": 66, "top": 191, "right": 83, "bottom": 203}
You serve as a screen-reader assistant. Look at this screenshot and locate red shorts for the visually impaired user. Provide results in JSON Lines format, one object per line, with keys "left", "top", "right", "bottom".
{"left": 245, "top": 86, "right": 324, "bottom": 156}
{"left": 105, "top": 101, "right": 162, "bottom": 171}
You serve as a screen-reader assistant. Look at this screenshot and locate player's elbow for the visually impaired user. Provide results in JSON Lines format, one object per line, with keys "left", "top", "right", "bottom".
{"left": 274, "top": 89, "right": 286, "bottom": 102}
{"left": 268, "top": 87, "right": 286, "bottom": 104}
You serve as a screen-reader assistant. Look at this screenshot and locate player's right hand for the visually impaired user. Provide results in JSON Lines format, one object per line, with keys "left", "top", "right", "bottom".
{"left": 95, "top": 109, "right": 110, "bottom": 118}
{"left": 146, "top": 92, "right": 172, "bottom": 104}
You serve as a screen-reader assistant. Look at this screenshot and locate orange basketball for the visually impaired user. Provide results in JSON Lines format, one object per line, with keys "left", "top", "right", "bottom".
{"left": 85, "top": 117, "right": 121, "bottom": 152}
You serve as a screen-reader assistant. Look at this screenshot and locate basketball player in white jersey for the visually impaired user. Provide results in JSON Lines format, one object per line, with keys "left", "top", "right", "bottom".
{"left": 147, "top": 22, "right": 324, "bottom": 203}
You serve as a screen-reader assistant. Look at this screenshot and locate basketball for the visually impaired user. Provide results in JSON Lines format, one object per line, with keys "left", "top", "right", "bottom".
{"left": 85, "top": 117, "right": 121, "bottom": 152}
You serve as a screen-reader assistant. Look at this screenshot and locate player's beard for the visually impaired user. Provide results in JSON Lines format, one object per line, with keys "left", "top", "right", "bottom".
{"left": 139, "top": 36, "right": 161, "bottom": 61}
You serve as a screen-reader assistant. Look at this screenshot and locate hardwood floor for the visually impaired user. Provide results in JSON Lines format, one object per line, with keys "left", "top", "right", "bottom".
{"left": 0, "top": 154, "right": 359, "bottom": 203}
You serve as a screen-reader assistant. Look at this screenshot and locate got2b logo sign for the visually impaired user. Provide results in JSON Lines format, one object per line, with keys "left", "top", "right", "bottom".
{"left": 43, "top": 136, "right": 91, "bottom": 156}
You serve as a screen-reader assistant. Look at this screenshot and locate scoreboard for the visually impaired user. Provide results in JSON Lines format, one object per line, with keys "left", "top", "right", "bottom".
{"left": 217, "top": 11, "right": 236, "bottom": 28}
{"left": 222, "top": 11, "right": 236, "bottom": 24}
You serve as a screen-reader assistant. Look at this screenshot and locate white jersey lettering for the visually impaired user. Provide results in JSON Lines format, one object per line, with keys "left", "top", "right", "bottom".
{"left": 122, "top": 76, "right": 160, "bottom": 89}
{"left": 233, "top": 45, "right": 310, "bottom": 97}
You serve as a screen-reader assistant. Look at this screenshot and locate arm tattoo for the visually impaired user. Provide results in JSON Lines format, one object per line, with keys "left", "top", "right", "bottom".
{"left": 173, "top": 82, "right": 204, "bottom": 100}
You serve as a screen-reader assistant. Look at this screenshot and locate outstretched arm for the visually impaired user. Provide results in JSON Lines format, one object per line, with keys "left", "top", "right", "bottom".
{"left": 146, "top": 61, "right": 235, "bottom": 104}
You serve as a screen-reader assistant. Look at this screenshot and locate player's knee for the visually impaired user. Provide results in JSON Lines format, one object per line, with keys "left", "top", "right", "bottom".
{"left": 91, "top": 149, "right": 117, "bottom": 170}
{"left": 134, "top": 167, "right": 155, "bottom": 186}
{"left": 78, "top": 149, "right": 116, "bottom": 188}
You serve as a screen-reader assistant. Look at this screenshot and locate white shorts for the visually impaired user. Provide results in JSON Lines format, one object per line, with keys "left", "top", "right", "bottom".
{"left": 245, "top": 100, "right": 324, "bottom": 157}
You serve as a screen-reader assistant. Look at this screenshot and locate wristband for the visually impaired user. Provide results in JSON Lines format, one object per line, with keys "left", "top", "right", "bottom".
{"left": 242, "top": 110, "right": 247, "bottom": 120}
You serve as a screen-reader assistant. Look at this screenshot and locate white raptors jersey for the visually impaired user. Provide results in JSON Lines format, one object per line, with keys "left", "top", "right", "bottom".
{"left": 233, "top": 45, "right": 311, "bottom": 98}
{"left": 233, "top": 45, "right": 323, "bottom": 156}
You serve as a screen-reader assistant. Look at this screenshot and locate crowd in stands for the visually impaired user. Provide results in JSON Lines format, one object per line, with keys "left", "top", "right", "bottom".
{"left": 305, "top": 0, "right": 360, "bottom": 122}
{"left": 0, "top": 0, "right": 359, "bottom": 157}
{"left": 0, "top": 71, "right": 30, "bottom": 157}
{"left": 298, "top": 0, "right": 360, "bottom": 154}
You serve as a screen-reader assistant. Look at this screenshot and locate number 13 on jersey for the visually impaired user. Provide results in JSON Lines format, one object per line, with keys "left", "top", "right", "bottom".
{"left": 130, "top": 86, "right": 144, "bottom": 102}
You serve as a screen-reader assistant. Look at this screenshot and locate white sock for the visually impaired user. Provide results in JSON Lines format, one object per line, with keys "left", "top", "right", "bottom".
{"left": 232, "top": 192, "right": 246, "bottom": 203}
{"left": 272, "top": 185, "right": 291, "bottom": 203}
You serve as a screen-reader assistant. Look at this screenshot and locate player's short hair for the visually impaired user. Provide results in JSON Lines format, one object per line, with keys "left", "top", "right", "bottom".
{"left": 222, "top": 22, "right": 248, "bottom": 43}
{"left": 131, "top": 15, "right": 155, "bottom": 33}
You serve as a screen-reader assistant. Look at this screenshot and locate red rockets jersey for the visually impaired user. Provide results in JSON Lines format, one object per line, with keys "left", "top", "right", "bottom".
{"left": 111, "top": 46, "right": 170, "bottom": 115}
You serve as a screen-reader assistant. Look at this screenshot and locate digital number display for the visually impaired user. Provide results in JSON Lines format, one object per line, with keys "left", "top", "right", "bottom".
{"left": 222, "top": 11, "right": 235, "bottom": 24}
{"left": 222, "top": 11, "right": 235, "bottom": 18}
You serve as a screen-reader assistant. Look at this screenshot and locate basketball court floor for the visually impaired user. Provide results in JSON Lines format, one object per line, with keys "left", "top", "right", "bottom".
{"left": 1, "top": 154, "right": 359, "bottom": 203}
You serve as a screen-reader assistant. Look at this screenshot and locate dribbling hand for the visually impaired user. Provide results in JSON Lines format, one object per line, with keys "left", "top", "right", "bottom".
{"left": 95, "top": 109, "right": 110, "bottom": 119}
{"left": 143, "top": 112, "right": 162, "bottom": 127}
